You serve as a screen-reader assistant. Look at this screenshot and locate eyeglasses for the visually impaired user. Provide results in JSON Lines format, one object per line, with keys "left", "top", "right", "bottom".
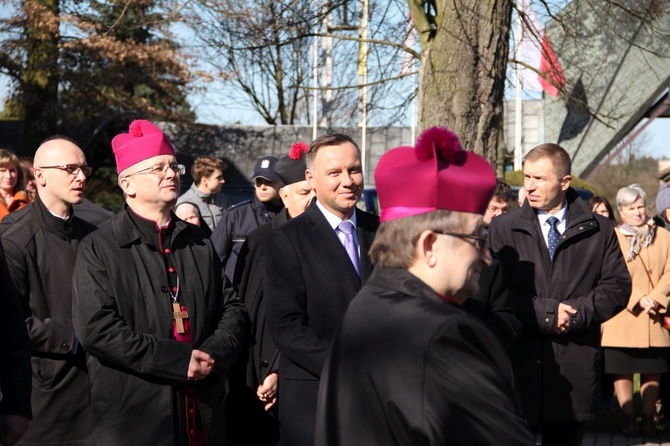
{"left": 37, "top": 164, "right": 93, "bottom": 176}
{"left": 125, "top": 163, "right": 185, "bottom": 179}
{"left": 432, "top": 230, "right": 488, "bottom": 251}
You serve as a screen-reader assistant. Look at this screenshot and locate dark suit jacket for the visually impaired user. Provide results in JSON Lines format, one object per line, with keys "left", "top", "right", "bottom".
{"left": 264, "top": 200, "right": 378, "bottom": 446}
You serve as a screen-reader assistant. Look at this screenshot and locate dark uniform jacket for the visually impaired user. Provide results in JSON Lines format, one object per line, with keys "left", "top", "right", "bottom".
{"left": 211, "top": 197, "right": 283, "bottom": 282}
{"left": 226, "top": 208, "right": 291, "bottom": 445}
{"left": 72, "top": 206, "right": 247, "bottom": 446}
{"left": 1, "top": 194, "right": 97, "bottom": 444}
{"left": 316, "top": 267, "right": 534, "bottom": 445}
{"left": 0, "top": 242, "right": 31, "bottom": 420}
{"left": 264, "top": 201, "right": 379, "bottom": 446}
{"left": 488, "top": 188, "right": 631, "bottom": 425}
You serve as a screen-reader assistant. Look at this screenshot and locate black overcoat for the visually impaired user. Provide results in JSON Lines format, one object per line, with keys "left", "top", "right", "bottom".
{"left": 1, "top": 195, "right": 96, "bottom": 444}
{"left": 264, "top": 201, "right": 378, "bottom": 446}
{"left": 488, "top": 188, "right": 631, "bottom": 424}
{"left": 72, "top": 206, "right": 247, "bottom": 446}
{"left": 225, "top": 208, "right": 290, "bottom": 444}
{"left": 0, "top": 242, "right": 31, "bottom": 421}
{"left": 316, "top": 267, "right": 534, "bottom": 445}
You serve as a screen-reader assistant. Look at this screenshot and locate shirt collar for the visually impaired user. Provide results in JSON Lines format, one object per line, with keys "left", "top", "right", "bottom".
{"left": 536, "top": 201, "right": 568, "bottom": 226}
{"left": 315, "top": 199, "right": 358, "bottom": 230}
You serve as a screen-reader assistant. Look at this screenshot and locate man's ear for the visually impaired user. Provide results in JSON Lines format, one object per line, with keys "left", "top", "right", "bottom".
{"left": 119, "top": 176, "right": 136, "bottom": 198}
{"left": 305, "top": 168, "right": 315, "bottom": 189}
{"left": 278, "top": 187, "right": 290, "bottom": 207}
{"left": 416, "top": 230, "right": 439, "bottom": 268}
{"left": 33, "top": 168, "right": 47, "bottom": 187}
{"left": 560, "top": 174, "right": 572, "bottom": 191}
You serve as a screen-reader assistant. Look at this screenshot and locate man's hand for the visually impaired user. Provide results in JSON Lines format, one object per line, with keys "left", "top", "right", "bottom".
{"left": 257, "top": 372, "right": 278, "bottom": 411}
{"left": 0, "top": 415, "right": 29, "bottom": 446}
{"left": 640, "top": 296, "right": 660, "bottom": 315}
{"left": 187, "top": 349, "right": 214, "bottom": 381}
{"left": 552, "top": 303, "right": 577, "bottom": 334}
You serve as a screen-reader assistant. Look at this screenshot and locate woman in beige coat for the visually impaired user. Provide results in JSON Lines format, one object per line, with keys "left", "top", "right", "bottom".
{"left": 602, "top": 185, "right": 670, "bottom": 437}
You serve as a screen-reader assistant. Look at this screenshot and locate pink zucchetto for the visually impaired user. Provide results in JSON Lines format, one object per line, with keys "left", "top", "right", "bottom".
{"left": 375, "top": 126, "right": 497, "bottom": 222}
{"left": 112, "top": 120, "right": 175, "bottom": 173}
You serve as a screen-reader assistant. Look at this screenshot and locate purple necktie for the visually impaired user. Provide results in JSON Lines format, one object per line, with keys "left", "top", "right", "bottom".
{"left": 338, "top": 220, "right": 360, "bottom": 276}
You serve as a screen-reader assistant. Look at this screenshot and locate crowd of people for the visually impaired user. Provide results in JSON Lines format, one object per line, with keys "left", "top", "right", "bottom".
{"left": 0, "top": 120, "right": 669, "bottom": 446}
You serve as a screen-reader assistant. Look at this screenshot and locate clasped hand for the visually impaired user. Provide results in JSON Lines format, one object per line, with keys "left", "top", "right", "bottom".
{"left": 639, "top": 296, "right": 660, "bottom": 315}
{"left": 552, "top": 303, "right": 577, "bottom": 334}
{"left": 187, "top": 349, "right": 214, "bottom": 381}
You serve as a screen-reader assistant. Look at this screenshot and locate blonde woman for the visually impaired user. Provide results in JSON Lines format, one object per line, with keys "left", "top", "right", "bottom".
{"left": 0, "top": 149, "right": 31, "bottom": 221}
{"left": 601, "top": 185, "right": 670, "bottom": 437}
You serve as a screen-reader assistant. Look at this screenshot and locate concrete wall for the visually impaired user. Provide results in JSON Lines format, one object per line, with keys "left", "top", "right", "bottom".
{"left": 162, "top": 123, "right": 414, "bottom": 186}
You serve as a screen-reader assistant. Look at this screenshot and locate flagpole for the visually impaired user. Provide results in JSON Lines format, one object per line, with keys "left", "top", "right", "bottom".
{"left": 514, "top": 8, "right": 523, "bottom": 171}
{"left": 311, "top": 0, "right": 318, "bottom": 140}
{"left": 358, "top": 0, "right": 369, "bottom": 177}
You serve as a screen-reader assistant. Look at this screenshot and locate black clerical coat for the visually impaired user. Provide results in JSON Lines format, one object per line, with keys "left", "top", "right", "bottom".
{"left": 72, "top": 206, "right": 247, "bottom": 446}
{"left": 316, "top": 267, "right": 534, "bottom": 445}
{"left": 264, "top": 200, "right": 378, "bottom": 446}
{"left": 1, "top": 194, "right": 96, "bottom": 444}
{"left": 225, "top": 208, "right": 291, "bottom": 444}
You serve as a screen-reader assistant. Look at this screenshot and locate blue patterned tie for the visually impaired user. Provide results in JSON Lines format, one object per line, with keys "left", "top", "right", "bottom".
{"left": 547, "top": 216, "right": 561, "bottom": 262}
{"left": 338, "top": 220, "right": 360, "bottom": 276}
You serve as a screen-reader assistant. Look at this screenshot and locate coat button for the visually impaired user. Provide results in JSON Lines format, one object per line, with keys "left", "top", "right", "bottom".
{"left": 161, "top": 286, "right": 169, "bottom": 293}
{"left": 61, "top": 343, "right": 70, "bottom": 352}
{"left": 261, "top": 360, "right": 269, "bottom": 368}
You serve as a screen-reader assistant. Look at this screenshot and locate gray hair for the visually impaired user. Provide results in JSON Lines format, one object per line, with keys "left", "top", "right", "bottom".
{"left": 616, "top": 184, "right": 647, "bottom": 209}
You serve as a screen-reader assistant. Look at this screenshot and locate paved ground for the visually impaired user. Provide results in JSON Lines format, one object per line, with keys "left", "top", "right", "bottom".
{"left": 582, "top": 432, "right": 670, "bottom": 445}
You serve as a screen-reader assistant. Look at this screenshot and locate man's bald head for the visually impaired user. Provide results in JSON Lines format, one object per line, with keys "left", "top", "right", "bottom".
{"left": 34, "top": 137, "right": 83, "bottom": 167}
{"left": 33, "top": 137, "right": 88, "bottom": 217}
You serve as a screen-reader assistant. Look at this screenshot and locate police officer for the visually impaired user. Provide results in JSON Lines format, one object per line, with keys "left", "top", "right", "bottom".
{"left": 212, "top": 156, "right": 284, "bottom": 282}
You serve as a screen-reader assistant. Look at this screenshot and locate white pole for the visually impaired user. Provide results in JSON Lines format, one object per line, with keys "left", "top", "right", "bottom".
{"left": 311, "top": 0, "right": 319, "bottom": 140}
{"left": 358, "top": 0, "right": 369, "bottom": 177}
{"left": 514, "top": 9, "right": 524, "bottom": 171}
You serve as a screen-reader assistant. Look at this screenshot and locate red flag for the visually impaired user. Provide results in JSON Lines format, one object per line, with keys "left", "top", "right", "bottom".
{"left": 538, "top": 31, "right": 566, "bottom": 97}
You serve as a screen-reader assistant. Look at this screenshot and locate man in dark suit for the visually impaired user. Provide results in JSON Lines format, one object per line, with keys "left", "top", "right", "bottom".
{"left": 315, "top": 126, "right": 533, "bottom": 445}
{"left": 264, "top": 133, "right": 379, "bottom": 445}
{"left": 488, "top": 143, "right": 630, "bottom": 445}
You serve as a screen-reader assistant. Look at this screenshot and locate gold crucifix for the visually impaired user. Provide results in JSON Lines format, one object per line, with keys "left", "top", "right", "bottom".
{"left": 172, "top": 303, "right": 189, "bottom": 334}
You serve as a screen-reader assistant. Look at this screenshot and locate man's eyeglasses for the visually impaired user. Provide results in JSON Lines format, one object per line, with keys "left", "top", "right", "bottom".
{"left": 125, "top": 163, "right": 185, "bottom": 179}
{"left": 432, "top": 230, "right": 488, "bottom": 251}
{"left": 37, "top": 164, "right": 93, "bottom": 176}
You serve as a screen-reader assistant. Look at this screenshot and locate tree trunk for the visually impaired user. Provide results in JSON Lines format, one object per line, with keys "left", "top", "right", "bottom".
{"left": 410, "top": 0, "right": 512, "bottom": 172}
{"left": 23, "top": 0, "right": 60, "bottom": 152}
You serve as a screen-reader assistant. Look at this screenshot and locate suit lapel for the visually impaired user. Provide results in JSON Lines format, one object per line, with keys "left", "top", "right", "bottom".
{"left": 306, "top": 202, "right": 362, "bottom": 286}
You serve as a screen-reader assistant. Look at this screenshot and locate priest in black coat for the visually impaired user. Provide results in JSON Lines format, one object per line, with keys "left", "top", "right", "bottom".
{"left": 264, "top": 133, "right": 379, "bottom": 445}
{"left": 316, "top": 127, "right": 534, "bottom": 445}
{"left": 72, "top": 120, "right": 247, "bottom": 446}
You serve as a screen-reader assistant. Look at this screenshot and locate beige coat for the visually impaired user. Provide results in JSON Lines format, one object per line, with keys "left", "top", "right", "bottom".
{"left": 601, "top": 226, "right": 670, "bottom": 348}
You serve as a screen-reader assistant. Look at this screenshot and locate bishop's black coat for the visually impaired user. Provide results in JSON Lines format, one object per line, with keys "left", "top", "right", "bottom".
{"left": 316, "top": 267, "right": 534, "bottom": 445}
{"left": 72, "top": 206, "right": 247, "bottom": 445}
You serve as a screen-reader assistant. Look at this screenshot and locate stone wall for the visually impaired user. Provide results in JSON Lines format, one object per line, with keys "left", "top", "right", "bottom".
{"left": 162, "top": 123, "right": 413, "bottom": 186}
